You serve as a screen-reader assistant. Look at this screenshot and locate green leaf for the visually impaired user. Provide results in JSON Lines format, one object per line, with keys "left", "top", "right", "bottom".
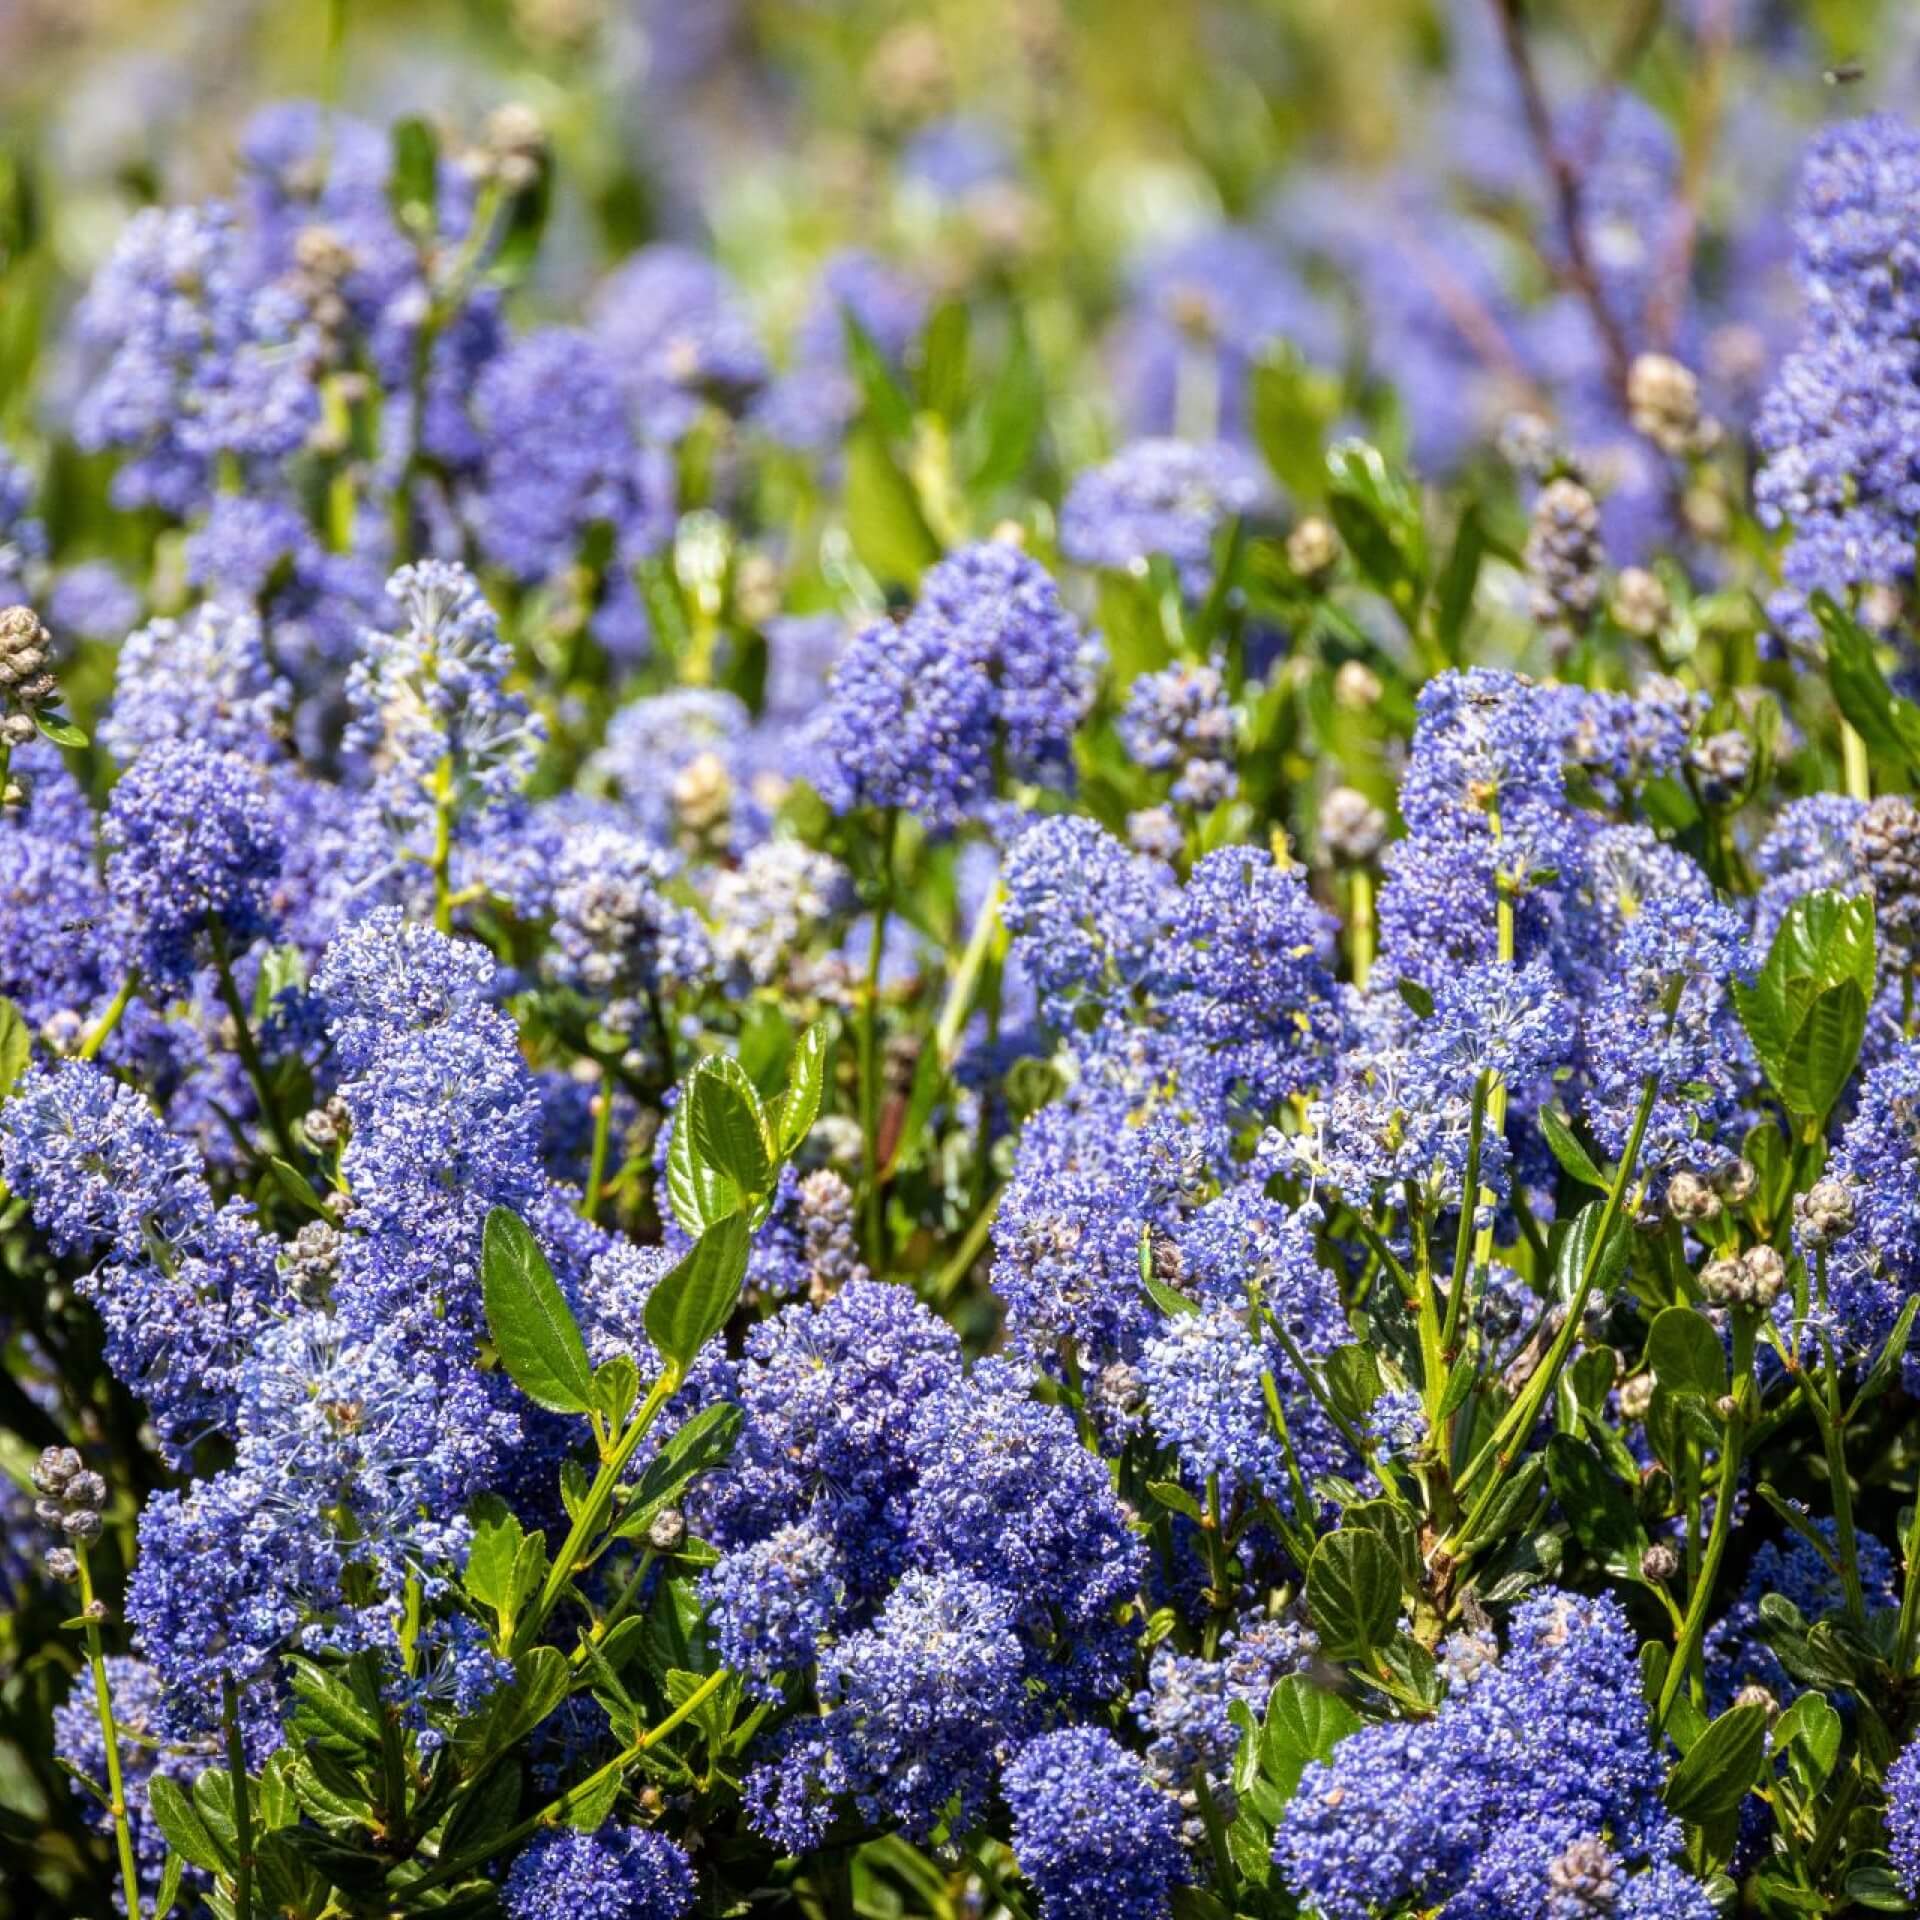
{"left": 150, "top": 1850, "right": 185, "bottom": 1920}
{"left": 463, "top": 1502, "right": 527, "bottom": 1626}
{"left": 1814, "top": 592, "right": 1920, "bottom": 771}
{"left": 920, "top": 299, "right": 970, "bottom": 422}
{"left": 0, "top": 995, "right": 28, "bottom": 1101}
{"left": 1396, "top": 977, "right": 1435, "bottom": 1019}
{"left": 592, "top": 1355, "right": 640, "bottom": 1431}
{"left": 1146, "top": 1479, "right": 1206, "bottom": 1524}
{"left": 1322, "top": 1344, "right": 1384, "bottom": 1425}
{"left": 967, "top": 316, "right": 1041, "bottom": 494}
{"left": 454, "top": 1647, "right": 571, "bottom": 1774}
{"left": 1647, "top": 1306, "right": 1726, "bottom": 1401}
{"left": 615, "top": 1401, "right": 745, "bottom": 1537}
{"left": 148, "top": 1775, "right": 228, "bottom": 1874}
{"left": 1250, "top": 348, "right": 1339, "bottom": 502}
{"left": 1432, "top": 500, "right": 1487, "bottom": 660}
{"left": 1307, "top": 1527, "right": 1401, "bottom": 1657}
{"left": 771, "top": 1020, "right": 830, "bottom": 1157}
{"left": 643, "top": 1213, "right": 752, "bottom": 1379}
{"left": 1664, "top": 1703, "right": 1768, "bottom": 1822}
{"left": 1259, "top": 1674, "right": 1361, "bottom": 1799}
{"left": 33, "top": 710, "right": 86, "bottom": 748}
{"left": 844, "top": 427, "right": 938, "bottom": 587}
{"left": 1778, "top": 979, "right": 1867, "bottom": 1121}
{"left": 1774, "top": 1691, "right": 1841, "bottom": 1790}
{"left": 686, "top": 1055, "right": 773, "bottom": 1199}
{"left": 482, "top": 1207, "right": 595, "bottom": 1415}
{"left": 666, "top": 1096, "right": 743, "bottom": 1234}
{"left": 1733, "top": 888, "right": 1876, "bottom": 1121}
{"left": 1538, "top": 1104, "right": 1609, "bottom": 1190}
{"left": 1845, "top": 1865, "right": 1916, "bottom": 1912}
{"left": 560, "top": 1759, "right": 627, "bottom": 1831}
{"left": 266, "top": 1155, "right": 333, "bottom": 1220}
{"left": 841, "top": 306, "right": 916, "bottom": 442}
{"left": 286, "top": 1654, "right": 382, "bottom": 1751}
{"left": 388, "top": 116, "right": 439, "bottom": 235}
{"left": 437, "top": 1757, "right": 524, "bottom": 1862}
{"left": 1325, "top": 438, "right": 1427, "bottom": 613}
{"left": 1545, "top": 1432, "right": 1647, "bottom": 1564}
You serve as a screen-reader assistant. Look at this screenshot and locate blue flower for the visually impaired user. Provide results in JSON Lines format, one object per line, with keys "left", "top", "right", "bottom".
{"left": 1003, "top": 1723, "right": 1189, "bottom": 1920}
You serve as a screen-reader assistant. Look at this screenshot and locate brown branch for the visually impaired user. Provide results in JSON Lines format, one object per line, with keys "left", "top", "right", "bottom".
{"left": 1489, "top": 0, "right": 1637, "bottom": 407}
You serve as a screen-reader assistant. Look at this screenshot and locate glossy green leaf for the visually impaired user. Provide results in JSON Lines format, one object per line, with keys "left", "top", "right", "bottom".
{"left": 772, "top": 1020, "right": 831, "bottom": 1157}
{"left": 643, "top": 1213, "right": 752, "bottom": 1378}
{"left": 686, "top": 1055, "right": 773, "bottom": 1198}
{"left": 1647, "top": 1306, "right": 1726, "bottom": 1401}
{"left": 1259, "top": 1674, "right": 1361, "bottom": 1799}
{"left": 1538, "top": 1104, "right": 1609, "bottom": 1190}
{"left": 148, "top": 1775, "right": 229, "bottom": 1874}
{"left": 1545, "top": 1432, "right": 1647, "bottom": 1564}
{"left": 1664, "top": 1703, "right": 1768, "bottom": 1822}
{"left": 0, "top": 995, "right": 28, "bottom": 1101}
{"left": 1307, "top": 1527, "right": 1401, "bottom": 1657}
{"left": 481, "top": 1207, "right": 595, "bottom": 1415}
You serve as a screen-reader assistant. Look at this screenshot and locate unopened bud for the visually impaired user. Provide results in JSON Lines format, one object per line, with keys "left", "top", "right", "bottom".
{"left": 61, "top": 1508, "right": 103, "bottom": 1543}
{"left": 1665, "top": 1171, "right": 1719, "bottom": 1225}
{"left": 1320, "top": 786, "right": 1388, "bottom": 866}
{"left": 1733, "top": 1683, "right": 1778, "bottom": 1720}
{"left": 647, "top": 1508, "right": 687, "bottom": 1553}
{"left": 32, "top": 1446, "right": 82, "bottom": 1496}
{"left": 1617, "top": 1373, "right": 1654, "bottom": 1421}
{"left": 1795, "top": 1178, "right": 1855, "bottom": 1248}
{"left": 1608, "top": 566, "right": 1670, "bottom": 639}
{"left": 1640, "top": 1543, "right": 1678, "bottom": 1582}
{"left": 1740, "top": 1245, "right": 1786, "bottom": 1310}
{"left": 1286, "top": 515, "right": 1339, "bottom": 581}
{"left": 46, "top": 1548, "right": 79, "bottom": 1583}
{"left": 1717, "top": 1158, "right": 1758, "bottom": 1207}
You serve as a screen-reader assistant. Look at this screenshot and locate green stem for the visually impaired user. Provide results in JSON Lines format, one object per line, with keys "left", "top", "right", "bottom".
{"left": 582, "top": 1067, "right": 616, "bottom": 1223}
{"left": 1451, "top": 1070, "right": 1659, "bottom": 1530}
{"left": 429, "top": 760, "right": 456, "bottom": 936}
{"left": 78, "top": 972, "right": 140, "bottom": 1062}
{"left": 1807, "top": 1332, "right": 1866, "bottom": 1625}
{"left": 516, "top": 1372, "right": 678, "bottom": 1654}
{"left": 1896, "top": 1462, "right": 1920, "bottom": 1673}
{"left": 76, "top": 1547, "right": 144, "bottom": 1920}
{"left": 404, "top": 1669, "right": 729, "bottom": 1897}
{"left": 570, "top": 1552, "right": 656, "bottom": 1673}
{"left": 859, "top": 811, "right": 898, "bottom": 1268}
{"left": 222, "top": 1675, "right": 255, "bottom": 1920}
{"left": 1349, "top": 867, "right": 1374, "bottom": 988}
{"left": 929, "top": 1186, "right": 1002, "bottom": 1304}
{"left": 209, "top": 922, "right": 301, "bottom": 1167}
{"left": 1657, "top": 1312, "right": 1756, "bottom": 1727}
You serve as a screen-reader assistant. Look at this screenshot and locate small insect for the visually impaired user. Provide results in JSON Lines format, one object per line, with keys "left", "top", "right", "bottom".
{"left": 1824, "top": 59, "right": 1867, "bottom": 87}
{"left": 58, "top": 917, "right": 97, "bottom": 933}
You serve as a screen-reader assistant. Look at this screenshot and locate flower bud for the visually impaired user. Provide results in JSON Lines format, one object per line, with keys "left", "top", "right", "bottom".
{"left": 1665, "top": 1171, "right": 1719, "bottom": 1225}
{"left": 1286, "top": 515, "right": 1339, "bottom": 581}
{"left": 1717, "top": 1158, "right": 1758, "bottom": 1207}
{"left": 1688, "top": 730, "right": 1751, "bottom": 806}
{"left": 1700, "top": 1255, "right": 1747, "bottom": 1306}
{"left": 1795, "top": 1177, "right": 1856, "bottom": 1248}
{"left": 1640, "top": 1543, "right": 1678, "bottom": 1582}
{"left": 647, "top": 1508, "right": 687, "bottom": 1553}
{"left": 1733, "top": 1683, "right": 1778, "bottom": 1720}
{"left": 1740, "top": 1245, "right": 1786, "bottom": 1310}
{"left": 1320, "top": 786, "right": 1388, "bottom": 866}
{"left": 32, "top": 1446, "right": 82, "bottom": 1496}
{"left": 1617, "top": 1373, "right": 1654, "bottom": 1421}
{"left": 1608, "top": 566, "right": 1670, "bottom": 639}
{"left": 46, "top": 1547, "right": 78, "bottom": 1583}
{"left": 61, "top": 1507, "right": 103, "bottom": 1543}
